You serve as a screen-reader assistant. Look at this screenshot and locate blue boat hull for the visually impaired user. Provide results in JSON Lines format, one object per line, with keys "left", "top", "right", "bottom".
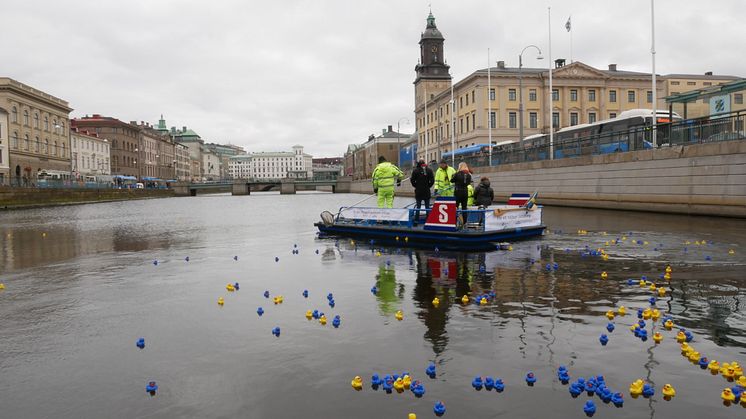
{"left": 314, "top": 222, "right": 545, "bottom": 251}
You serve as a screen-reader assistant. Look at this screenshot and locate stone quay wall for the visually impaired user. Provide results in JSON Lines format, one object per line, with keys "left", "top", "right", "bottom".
{"left": 0, "top": 187, "right": 174, "bottom": 210}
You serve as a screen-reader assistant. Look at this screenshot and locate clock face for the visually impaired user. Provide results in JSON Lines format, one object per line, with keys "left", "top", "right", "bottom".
{"left": 431, "top": 46, "right": 438, "bottom": 53}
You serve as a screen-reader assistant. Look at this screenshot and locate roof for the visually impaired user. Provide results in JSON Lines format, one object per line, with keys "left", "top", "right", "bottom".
{"left": 664, "top": 78, "right": 746, "bottom": 103}
{"left": 664, "top": 74, "right": 740, "bottom": 81}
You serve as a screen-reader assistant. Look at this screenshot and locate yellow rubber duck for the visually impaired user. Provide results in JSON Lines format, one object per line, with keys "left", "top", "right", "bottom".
{"left": 639, "top": 280, "right": 647, "bottom": 288}
{"left": 729, "top": 249, "right": 735, "bottom": 255}
{"left": 651, "top": 309, "right": 661, "bottom": 321}
{"left": 226, "top": 283, "right": 235, "bottom": 292}
{"left": 680, "top": 342, "right": 692, "bottom": 355}
{"left": 351, "top": 376, "right": 363, "bottom": 391}
{"left": 402, "top": 375, "right": 412, "bottom": 388}
{"left": 305, "top": 310, "right": 313, "bottom": 320}
{"left": 395, "top": 310, "right": 403, "bottom": 321}
{"left": 734, "top": 364, "right": 743, "bottom": 378}
{"left": 350, "top": 240, "right": 355, "bottom": 246}
{"left": 319, "top": 315, "right": 327, "bottom": 325}
{"left": 643, "top": 241, "right": 649, "bottom": 245}
{"left": 629, "top": 379, "right": 644, "bottom": 396}
{"left": 217, "top": 297, "right": 224, "bottom": 306}
{"left": 723, "top": 366, "right": 736, "bottom": 380}
{"left": 601, "top": 272, "right": 608, "bottom": 280}
{"left": 662, "top": 384, "right": 676, "bottom": 398}
{"left": 618, "top": 306, "right": 627, "bottom": 316}
{"left": 720, "top": 363, "right": 731, "bottom": 376}
{"left": 658, "top": 287, "right": 666, "bottom": 297}
{"left": 479, "top": 297, "right": 488, "bottom": 306}
{"left": 432, "top": 297, "right": 440, "bottom": 307}
{"left": 461, "top": 295, "right": 470, "bottom": 305}
{"left": 395, "top": 236, "right": 400, "bottom": 241}
{"left": 649, "top": 283, "right": 657, "bottom": 291}
{"left": 404, "top": 237, "right": 409, "bottom": 242}
{"left": 642, "top": 308, "right": 652, "bottom": 320}
{"left": 708, "top": 360, "right": 720, "bottom": 373}
{"left": 375, "top": 251, "right": 381, "bottom": 257}
{"left": 606, "top": 310, "right": 616, "bottom": 320}
{"left": 695, "top": 241, "right": 701, "bottom": 246}
{"left": 0, "top": 283, "right": 5, "bottom": 290}
{"left": 630, "top": 324, "right": 639, "bottom": 332}
{"left": 622, "top": 236, "right": 627, "bottom": 241}
{"left": 409, "top": 414, "right": 417, "bottom": 419}
{"left": 664, "top": 319, "right": 674, "bottom": 330}
{"left": 722, "top": 388, "right": 736, "bottom": 402}
{"left": 740, "top": 393, "right": 746, "bottom": 405}
{"left": 676, "top": 331, "right": 687, "bottom": 343}
{"left": 653, "top": 332, "right": 663, "bottom": 344}
{"left": 394, "top": 377, "right": 404, "bottom": 392}
{"left": 602, "top": 254, "right": 609, "bottom": 261}
{"left": 664, "top": 272, "right": 671, "bottom": 280}
{"left": 604, "top": 241, "right": 610, "bottom": 246}
{"left": 688, "top": 351, "right": 701, "bottom": 363}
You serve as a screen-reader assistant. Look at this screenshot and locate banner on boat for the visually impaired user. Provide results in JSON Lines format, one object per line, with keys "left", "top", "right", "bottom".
{"left": 484, "top": 208, "right": 542, "bottom": 231}
{"left": 339, "top": 207, "right": 410, "bottom": 222}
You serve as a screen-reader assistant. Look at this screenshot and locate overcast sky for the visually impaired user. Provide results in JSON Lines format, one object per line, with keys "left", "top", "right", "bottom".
{"left": 3, "top": 0, "right": 744, "bottom": 156}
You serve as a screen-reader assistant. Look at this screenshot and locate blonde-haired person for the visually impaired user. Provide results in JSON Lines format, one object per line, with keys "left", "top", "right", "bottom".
{"left": 450, "top": 162, "right": 472, "bottom": 225}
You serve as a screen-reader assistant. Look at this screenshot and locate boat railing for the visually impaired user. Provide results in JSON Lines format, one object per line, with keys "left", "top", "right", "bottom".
{"left": 336, "top": 206, "right": 492, "bottom": 231}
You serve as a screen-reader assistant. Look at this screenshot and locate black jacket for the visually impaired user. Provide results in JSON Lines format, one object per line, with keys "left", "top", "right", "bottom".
{"left": 410, "top": 165, "right": 435, "bottom": 199}
{"left": 450, "top": 170, "right": 472, "bottom": 194}
{"left": 474, "top": 180, "right": 494, "bottom": 207}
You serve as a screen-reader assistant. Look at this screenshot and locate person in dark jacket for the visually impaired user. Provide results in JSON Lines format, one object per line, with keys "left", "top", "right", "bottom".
{"left": 450, "top": 162, "right": 472, "bottom": 225}
{"left": 410, "top": 159, "right": 435, "bottom": 214}
{"left": 474, "top": 177, "right": 494, "bottom": 207}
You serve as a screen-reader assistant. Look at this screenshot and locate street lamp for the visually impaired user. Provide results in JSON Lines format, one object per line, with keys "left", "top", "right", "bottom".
{"left": 518, "top": 45, "right": 543, "bottom": 148}
{"left": 397, "top": 117, "right": 410, "bottom": 167}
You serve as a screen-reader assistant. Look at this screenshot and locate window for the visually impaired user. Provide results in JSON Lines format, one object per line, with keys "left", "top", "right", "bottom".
{"left": 34, "top": 136, "right": 40, "bottom": 152}
{"left": 11, "top": 106, "right": 17, "bottom": 123}
{"left": 465, "top": 94, "right": 469, "bottom": 106}
{"left": 588, "top": 89, "right": 596, "bottom": 101}
{"left": 23, "top": 110, "right": 29, "bottom": 125}
{"left": 529, "top": 112, "right": 538, "bottom": 129}
{"left": 628, "top": 90, "right": 636, "bottom": 103}
{"left": 570, "top": 89, "right": 578, "bottom": 101}
{"left": 735, "top": 93, "right": 743, "bottom": 104}
{"left": 588, "top": 112, "right": 597, "bottom": 123}
{"left": 609, "top": 112, "right": 617, "bottom": 119}
{"left": 609, "top": 90, "right": 617, "bottom": 103}
{"left": 465, "top": 115, "right": 470, "bottom": 131}
{"left": 509, "top": 112, "right": 517, "bottom": 129}
{"left": 671, "top": 81, "right": 680, "bottom": 85}
{"left": 687, "top": 81, "right": 696, "bottom": 86}
{"left": 552, "top": 112, "right": 560, "bottom": 127}
{"left": 61, "top": 142, "right": 65, "bottom": 157}
{"left": 471, "top": 90, "right": 475, "bottom": 104}
{"left": 34, "top": 113, "right": 39, "bottom": 128}
{"left": 490, "top": 111, "right": 496, "bottom": 128}
{"left": 489, "top": 88, "right": 495, "bottom": 100}
{"left": 552, "top": 89, "right": 559, "bottom": 101}
{"left": 647, "top": 91, "right": 653, "bottom": 103}
{"left": 703, "top": 82, "right": 712, "bottom": 86}
{"left": 44, "top": 116, "right": 49, "bottom": 131}
{"left": 460, "top": 97, "right": 463, "bottom": 108}
{"left": 24, "top": 134, "right": 29, "bottom": 150}
{"left": 52, "top": 141, "right": 57, "bottom": 156}
{"left": 570, "top": 112, "right": 579, "bottom": 126}
{"left": 43, "top": 139, "right": 48, "bottom": 154}
{"left": 460, "top": 118, "right": 464, "bottom": 133}
{"left": 529, "top": 89, "right": 537, "bottom": 101}
{"left": 11, "top": 131, "right": 18, "bottom": 148}
{"left": 508, "top": 89, "right": 516, "bottom": 101}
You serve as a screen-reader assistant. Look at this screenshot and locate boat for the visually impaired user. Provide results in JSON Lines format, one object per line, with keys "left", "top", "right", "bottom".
{"left": 315, "top": 193, "right": 546, "bottom": 250}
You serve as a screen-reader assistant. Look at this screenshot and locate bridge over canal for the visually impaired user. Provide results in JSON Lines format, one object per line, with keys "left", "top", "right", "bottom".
{"left": 172, "top": 177, "right": 352, "bottom": 197}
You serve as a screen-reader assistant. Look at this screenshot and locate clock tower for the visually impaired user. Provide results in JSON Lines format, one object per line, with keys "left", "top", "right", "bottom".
{"left": 414, "top": 11, "right": 451, "bottom": 109}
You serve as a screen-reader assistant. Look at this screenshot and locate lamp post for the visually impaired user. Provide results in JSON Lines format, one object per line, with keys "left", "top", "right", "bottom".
{"left": 518, "top": 45, "right": 543, "bottom": 148}
{"left": 397, "top": 117, "right": 410, "bottom": 167}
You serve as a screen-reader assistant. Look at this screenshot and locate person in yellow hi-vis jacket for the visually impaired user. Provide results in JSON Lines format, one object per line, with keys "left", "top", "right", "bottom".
{"left": 467, "top": 183, "right": 475, "bottom": 206}
{"left": 372, "top": 156, "right": 404, "bottom": 208}
{"left": 434, "top": 159, "right": 456, "bottom": 197}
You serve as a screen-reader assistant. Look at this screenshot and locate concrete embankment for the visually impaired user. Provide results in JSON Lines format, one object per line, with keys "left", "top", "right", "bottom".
{"left": 0, "top": 188, "right": 174, "bottom": 210}
{"left": 349, "top": 139, "right": 746, "bottom": 218}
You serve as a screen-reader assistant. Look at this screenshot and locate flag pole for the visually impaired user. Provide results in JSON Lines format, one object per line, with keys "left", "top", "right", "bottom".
{"left": 488, "top": 48, "right": 492, "bottom": 167}
{"left": 548, "top": 7, "right": 554, "bottom": 160}
{"left": 424, "top": 84, "right": 428, "bottom": 163}
{"left": 451, "top": 78, "right": 455, "bottom": 168}
{"left": 651, "top": 0, "right": 657, "bottom": 148}
{"left": 568, "top": 16, "right": 572, "bottom": 63}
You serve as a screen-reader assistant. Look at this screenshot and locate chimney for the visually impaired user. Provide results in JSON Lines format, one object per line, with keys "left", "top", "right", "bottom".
{"left": 130, "top": 121, "right": 137, "bottom": 125}
{"left": 387, "top": 125, "right": 393, "bottom": 132}
{"left": 554, "top": 59, "right": 566, "bottom": 68}
{"left": 497, "top": 60, "right": 505, "bottom": 69}
{"left": 382, "top": 129, "right": 386, "bottom": 135}
{"left": 182, "top": 126, "right": 187, "bottom": 133}
{"left": 705, "top": 71, "right": 713, "bottom": 76}
{"left": 608, "top": 64, "right": 617, "bottom": 71}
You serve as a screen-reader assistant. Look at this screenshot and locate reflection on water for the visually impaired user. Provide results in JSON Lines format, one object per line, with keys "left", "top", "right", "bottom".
{"left": 1, "top": 196, "right": 746, "bottom": 418}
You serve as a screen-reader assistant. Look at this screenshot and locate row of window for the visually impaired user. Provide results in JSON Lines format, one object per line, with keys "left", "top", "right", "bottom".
{"left": 9, "top": 132, "right": 66, "bottom": 157}
{"left": 9, "top": 106, "right": 66, "bottom": 135}
{"left": 72, "top": 137, "right": 109, "bottom": 154}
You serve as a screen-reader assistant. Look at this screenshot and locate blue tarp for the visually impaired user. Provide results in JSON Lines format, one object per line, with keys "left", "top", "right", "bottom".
{"left": 141, "top": 177, "right": 163, "bottom": 181}
{"left": 441, "top": 144, "right": 491, "bottom": 160}
{"left": 113, "top": 175, "right": 137, "bottom": 180}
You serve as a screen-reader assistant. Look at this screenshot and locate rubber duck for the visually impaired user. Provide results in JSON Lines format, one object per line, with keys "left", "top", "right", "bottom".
{"left": 402, "top": 375, "right": 412, "bottom": 388}
{"left": 319, "top": 315, "right": 327, "bottom": 325}
{"left": 146, "top": 381, "right": 158, "bottom": 394}
{"left": 606, "top": 323, "right": 615, "bottom": 333}
{"left": 371, "top": 374, "right": 382, "bottom": 388}
{"left": 618, "top": 306, "right": 627, "bottom": 316}
{"left": 649, "top": 283, "right": 657, "bottom": 291}
{"left": 185, "top": 256, "right": 190, "bottom": 262}
{"left": 332, "top": 315, "right": 341, "bottom": 328}
{"left": 665, "top": 265, "right": 672, "bottom": 274}
{"left": 583, "top": 400, "right": 596, "bottom": 417}
{"left": 312, "top": 310, "right": 320, "bottom": 319}
{"left": 217, "top": 297, "right": 224, "bottom": 306}
{"left": 639, "top": 280, "right": 647, "bottom": 288}
{"left": 275, "top": 257, "right": 279, "bottom": 262}
{"left": 729, "top": 249, "right": 735, "bottom": 255}
{"left": 660, "top": 384, "right": 675, "bottom": 399}
{"left": 426, "top": 363, "right": 436, "bottom": 378}
{"left": 153, "top": 260, "right": 158, "bottom": 266}
{"left": 680, "top": 342, "right": 693, "bottom": 355}
{"left": 382, "top": 378, "right": 393, "bottom": 393}
{"left": 664, "top": 319, "right": 674, "bottom": 330}
{"left": 408, "top": 414, "right": 416, "bottom": 419}
{"left": 569, "top": 382, "right": 583, "bottom": 397}
{"left": 649, "top": 297, "right": 657, "bottom": 306}
{"left": 676, "top": 331, "right": 687, "bottom": 343}
{"left": 657, "top": 287, "right": 666, "bottom": 297}
{"left": 526, "top": 372, "right": 537, "bottom": 386}
{"left": 351, "top": 376, "right": 363, "bottom": 391}
{"left": 370, "top": 286, "right": 378, "bottom": 295}
{"left": 432, "top": 297, "right": 440, "bottom": 307}
{"left": 558, "top": 371, "right": 570, "bottom": 384}
{"left": 642, "top": 308, "right": 652, "bottom": 319}
{"left": 638, "top": 319, "right": 647, "bottom": 329}
{"left": 461, "top": 295, "right": 470, "bottom": 305}
{"left": 611, "top": 392, "right": 624, "bottom": 407}
{"left": 264, "top": 290, "right": 270, "bottom": 298}
{"left": 302, "top": 290, "right": 309, "bottom": 298}
{"left": 638, "top": 329, "right": 649, "bottom": 341}
{"left": 651, "top": 309, "right": 661, "bottom": 321}
{"left": 705, "top": 255, "right": 712, "bottom": 261}
{"left": 494, "top": 378, "right": 505, "bottom": 392}
{"left": 272, "top": 326, "right": 280, "bottom": 337}
{"left": 395, "top": 310, "right": 403, "bottom": 321}
{"left": 479, "top": 297, "right": 488, "bottom": 305}
{"left": 484, "top": 376, "right": 495, "bottom": 390}
{"left": 627, "top": 279, "right": 636, "bottom": 285}
{"left": 226, "top": 283, "right": 235, "bottom": 292}
{"left": 136, "top": 338, "right": 145, "bottom": 349}
{"left": 605, "top": 310, "right": 615, "bottom": 320}
{"left": 433, "top": 401, "right": 446, "bottom": 417}
{"left": 722, "top": 388, "right": 736, "bottom": 402}
{"left": 601, "top": 272, "right": 608, "bottom": 280}
{"left": 0, "top": 283, "right": 5, "bottom": 290}
{"left": 328, "top": 299, "right": 335, "bottom": 308}
{"left": 585, "top": 379, "right": 597, "bottom": 395}
{"left": 599, "top": 334, "right": 609, "bottom": 346}
{"left": 257, "top": 307, "right": 264, "bottom": 316}
{"left": 393, "top": 378, "right": 404, "bottom": 392}
{"left": 698, "top": 356, "right": 709, "bottom": 369}
{"left": 602, "top": 254, "right": 609, "bottom": 261}
{"left": 472, "top": 376, "right": 483, "bottom": 390}
{"left": 688, "top": 351, "right": 701, "bottom": 363}
{"left": 738, "top": 376, "right": 746, "bottom": 387}
{"left": 653, "top": 332, "right": 663, "bottom": 344}
{"left": 642, "top": 383, "right": 655, "bottom": 398}
{"left": 723, "top": 366, "right": 737, "bottom": 380}
{"left": 709, "top": 360, "right": 721, "bottom": 373}
{"left": 305, "top": 310, "right": 313, "bottom": 320}
{"left": 629, "top": 379, "right": 644, "bottom": 396}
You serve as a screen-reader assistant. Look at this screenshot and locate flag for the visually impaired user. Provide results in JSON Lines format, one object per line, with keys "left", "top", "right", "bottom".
{"left": 565, "top": 16, "right": 571, "bottom": 32}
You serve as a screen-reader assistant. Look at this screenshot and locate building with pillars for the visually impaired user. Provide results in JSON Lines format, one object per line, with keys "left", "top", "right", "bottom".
{"left": 1, "top": 77, "right": 72, "bottom": 184}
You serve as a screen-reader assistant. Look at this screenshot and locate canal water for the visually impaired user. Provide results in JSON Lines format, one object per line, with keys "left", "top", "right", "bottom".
{"left": 1, "top": 193, "right": 745, "bottom": 418}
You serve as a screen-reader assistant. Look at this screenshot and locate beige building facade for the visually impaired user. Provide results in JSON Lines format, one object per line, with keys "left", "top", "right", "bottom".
{"left": 70, "top": 128, "right": 111, "bottom": 177}
{"left": 664, "top": 74, "right": 745, "bottom": 118}
{"left": 72, "top": 115, "right": 140, "bottom": 177}
{"left": 0, "top": 107, "right": 8, "bottom": 184}
{"left": 0, "top": 78, "right": 72, "bottom": 185}
{"left": 174, "top": 143, "right": 190, "bottom": 181}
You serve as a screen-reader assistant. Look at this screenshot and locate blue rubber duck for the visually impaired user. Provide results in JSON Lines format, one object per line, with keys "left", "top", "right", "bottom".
{"left": 611, "top": 392, "right": 624, "bottom": 407}
{"left": 583, "top": 400, "right": 596, "bottom": 417}
{"left": 370, "top": 286, "right": 378, "bottom": 295}
{"left": 637, "top": 308, "right": 644, "bottom": 319}
{"left": 327, "top": 293, "right": 334, "bottom": 301}
{"left": 272, "top": 327, "right": 281, "bottom": 337}
{"left": 484, "top": 376, "right": 495, "bottom": 391}
{"left": 332, "top": 315, "right": 341, "bottom": 328}
{"left": 234, "top": 282, "right": 239, "bottom": 291}
{"left": 312, "top": 310, "right": 320, "bottom": 319}
{"left": 545, "top": 263, "right": 552, "bottom": 271}
{"left": 638, "top": 319, "right": 646, "bottom": 329}
{"left": 412, "top": 383, "right": 425, "bottom": 398}
{"left": 599, "top": 334, "right": 609, "bottom": 346}
{"left": 606, "top": 323, "right": 615, "bottom": 333}
{"left": 649, "top": 297, "right": 657, "bottom": 306}
{"left": 685, "top": 330, "right": 694, "bottom": 342}
{"left": 146, "top": 381, "right": 158, "bottom": 394}
{"left": 302, "top": 290, "right": 309, "bottom": 298}
{"left": 315, "top": 249, "right": 319, "bottom": 254}
{"left": 153, "top": 260, "right": 158, "bottom": 266}
{"left": 585, "top": 379, "right": 596, "bottom": 395}
{"left": 329, "top": 299, "right": 335, "bottom": 308}
{"left": 472, "top": 376, "right": 483, "bottom": 390}
{"left": 257, "top": 307, "right": 264, "bottom": 316}
{"left": 599, "top": 387, "right": 613, "bottom": 403}
{"left": 553, "top": 262, "right": 559, "bottom": 270}
{"left": 569, "top": 383, "right": 583, "bottom": 397}
{"left": 494, "top": 378, "right": 505, "bottom": 392}
{"left": 627, "top": 279, "right": 636, "bottom": 285}
{"left": 559, "top": 372, "right": 570, "bottom": 384}
{"left": 371, "top": 374, "right": 382, "bottom": 388}
{"left": 525, "top": 372, "right": 537, "bottom": 386}
{"left": 233, "top": 255, "right": 238, "bottom": 261}
{"left": 639, "top": 329, "right": 648, "bottom": 341}
{"left": 382, "top": 378, "right": 393, "bottom": 393}
{"left": 426, "top": 363, "right": 436, "bottom": 378}
{"left": 264, "top": 290, "right": 270, "bottom": 298}
{"left": 433, "top": 401, "right": 446, "bottom": 416}
{"left": 136, "top": 338, "right": 145, "bottom": 349}
{"left": 698, "top": 357, "right": 709, "bottom": 369}
{"left": 185, "top": 256, "right": 190, "bottom": 262}
{"left": 275, "top": 257, "right": 279, "bottom": 262}
{"left": 642, "top": 384, "right": 655, "bottom": 398}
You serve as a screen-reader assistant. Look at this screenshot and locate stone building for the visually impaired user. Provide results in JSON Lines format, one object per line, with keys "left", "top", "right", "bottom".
{"left": 136, "top": 118, "right": 176, "bottom": 180}
{"left": 72, "top": 115, "right": 140, "bottom": 177}
{"left": 0, "top": 77, "right": 72, "bottom": 184}
{"left": 171, "top": 126, "right": 203, "bottom": 181}
{"left": 0, "top": 107, "right": 8, "bottom": 184}
{"left": 228, "top": 154, "right": 252, "bottom": 179}
{"left": 70, "top": 127, "right": 110, "bottom": 177}
{"left": 229, "top": 145, "right": 312, "bottom": 181}
{"left": 174, "top": 143, "right": 190, "bottom": 181}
